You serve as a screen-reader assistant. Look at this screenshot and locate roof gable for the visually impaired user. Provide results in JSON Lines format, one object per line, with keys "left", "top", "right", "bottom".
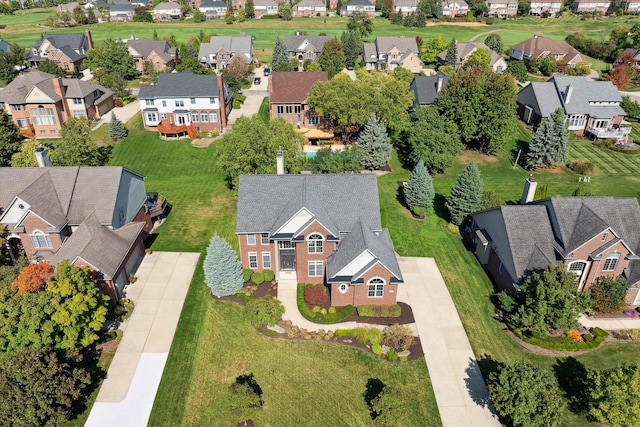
{"left": 270, "top": 71, "right": 328, "bottom": 104}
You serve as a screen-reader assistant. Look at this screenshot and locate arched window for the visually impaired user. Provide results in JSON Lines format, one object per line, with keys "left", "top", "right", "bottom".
{"left": 568, "top": 261, "right": 586, "bottom": 277}
{"left": 307, "top": 233, "right": 323, "bottom": 254}
{"left": 30, "top": 230, "right": 52, "bottom": 248}
{"left": 603, "top": 252, "right": 620, "bottom": 271}
{"left": 367, "top": 278, "right": 384, "bottom": 298}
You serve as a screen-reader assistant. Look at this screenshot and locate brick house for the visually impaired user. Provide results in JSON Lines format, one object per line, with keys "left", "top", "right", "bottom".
{"left": 284, "top": 35, "right": 331, "bottom": 68}
{"left": 236, "top": 174, "right": 404, "bottom": 307}
{"left": 486, "top": 0, "right": 518, "bottom": 16}
{"left": 465, "top": 179, "right": 640, "bottom": 306}
{"left": 27, "top": 30, "right": 94, "bottom": 73}
{"left": 363, "top": 36, "right": 422, "bottom": 72}
{"left": 198, "top": 36, "right": 255, "bottom": 70}
{"left": 269, "top": 71, "right": 328, "bottom": 131}
{"left": 198, "top": 0, "right": 228, "bottom": 18}
{"left": 0, "top": 166, "right": 157, "bottom": 302}
{"left": 0, "top": 70, "right": 114, "bottom": 139}
{"left": 126, "top": 37, "right": 178, "bottom": 72}
{"left": 516, "top": 74, "right": 628, "bottom": 140}
{"left": 292, "top": 0, "right": 327, "bottom": 16}
{"left": 138, "top": 71, "right": 232, "bottom": 136}
{"left": 509, "top": 35, "right": 585, "bottom": 69}
{"left": 437, "top": 42, "right": 507, "bottom": 72}
{"left": 152, "top": 1, "right": 183, "bottom": 20}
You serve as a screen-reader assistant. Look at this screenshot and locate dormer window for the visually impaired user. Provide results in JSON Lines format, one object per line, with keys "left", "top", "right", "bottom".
{"left": 603, "top": 252, "right": 620, "bottom": 271}
{"left": 307, "top": 233, "right": 323, "bottom": 253}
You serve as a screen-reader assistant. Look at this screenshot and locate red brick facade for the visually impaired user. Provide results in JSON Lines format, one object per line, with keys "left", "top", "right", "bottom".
{"left": 330, "top": 262, "right": 399, "bottom": 307}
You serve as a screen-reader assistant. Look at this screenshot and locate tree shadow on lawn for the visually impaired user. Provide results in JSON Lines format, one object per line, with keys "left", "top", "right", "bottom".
{"left": 553, "top": 357, "right": 590, "bottom": 415}
{"left": 432, "top": 193, "right": 450, "bottom": 221}
{"left": 510, "top": 138, "right": 530, "bottom": 169}
{"left": 363, "top": 378, "right": 385, "bottom": 420}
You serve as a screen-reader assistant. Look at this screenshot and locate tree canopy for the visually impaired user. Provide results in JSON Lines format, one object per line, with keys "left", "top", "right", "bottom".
{"left": 403, "top": 160, "right": 435, "bottom": 213}
{"left": 356, "top": 113, "right": 392, "bottom": 170}
{"left": 204, "top": 235, "right": 243, "bottom": 297}
{"left": 346, "top": 10, "right": 373, "bottom": 39}
{"left": 312, "top": 145, "right": 362, "bottom": 174}
{"left": 219, "top": 116, "right": 305, "bottom": 188}
{"left": 341, "top": 30, "right": 362, "bottom": 69}
{"left": 445, "top": 162, "right": 483, "bottom": 225}
{"left": 436, "top": 65, "right": 518, "bottom": 154}
{"left": 526, "top": 108, "right": 568, "bottom": 170}
{"left": 52, "top": 117, "right": 101, "bottom": 166}
{"left": 488, "top": 360, "right": 562, "bottom": 427}
{"left": 222, "top": 56, "right": 252, "bottom": 91}
{"left": 271, "top": 36, "right": 292, "bottom": 71}
{"left": 421, "top": 36, "right": 448, "bottom": 64}
{"left": 108, "top": 113, "right": 128, "bottom": 141}
{"left": 317, "top": 38, "right": 346, "bottom": 79}
{"left": 484, "top": 33, "right": 503, "bottom": 54}
{"left": 587, "top": 363, "right": 640, "bottom": 427}
{"left": 0, "top": 109, "right": 23, "bottom": 167}
{"left": 444, "top": 38, "right": 458, "bottom": 66}
{"left": 84, "top": 38, "right": 136, "bottom": 81}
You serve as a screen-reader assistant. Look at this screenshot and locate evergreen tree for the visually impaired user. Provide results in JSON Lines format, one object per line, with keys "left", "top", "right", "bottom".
{"left": 341, "top": 31, "right": 361, "bottom": 69}
{"left": 245, "top": 0, "right": 254, "bottom": 18}
{"left": 445, "top": 38, "right": 458, "bottom": 67}
{"left": 0, "top": 109, "right": 23, "bottom": 167}
{"left": 526, "top": 108, "right": 568, "bottom": 169}
{"left": 551, "top": 108, "right": 568, "bottom": 164}
{"left": 86, "top": 7, "right": 97, "bottom": 24}
{"left": 403, "top": 160, "right": 435, "bottom": 213}
{"left": 271, "top": 37, "right": 292, "bottom": 72}
{"left": 357, "top": 113, "right": 392, "bottom": 170}
{"left": 108, "top": 113, "right": 128, "bottom": 141}
{"left": 204, "top": 235, "right": 244, "bottom": 297}
{"left": 446, "top": 162, "right": 483, "bottom": 225}
{"left": 484, "top": 33, "right": 503, "bottom": 54}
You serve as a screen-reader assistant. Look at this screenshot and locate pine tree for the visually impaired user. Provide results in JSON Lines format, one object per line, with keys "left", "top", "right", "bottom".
{"left": 526, "top": 119, "right": 556, "bottom": 169}
{"left": 446, "top": 162, "right": 483, "bottom": 225}
{"left": 0, "top": 109, "right": 23, "bottom": 167}
{"left": 108, "top": 113, "right": 128, "bottom": 141}
{"left": 357, "top": 113, "right": 392, "bottom": 170}
{"left": 551, "top": 108, "right": 568, "bottom": 164}
{"left": 204, "top": 235, "right": 244, "bottom": 297}
{"left": 445, "top": 38, "right": 458, "bottom": 67}
{"left": 404, "top": 160, "right": 435, "bottom": 213}
{"left": 271, "top": 36, "right": 292, "bottom": 72}
{"left": 341, "top": 31, "right": 361, "bottom": 69}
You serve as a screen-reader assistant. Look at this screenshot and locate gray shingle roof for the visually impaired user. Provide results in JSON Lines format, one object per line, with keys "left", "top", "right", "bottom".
{"left": 199, "top": 0, "right": 227, "bottom": 7}
{"left": 197, "top": 36, "right": 253, "bottom": 64}
{"left": 52, "top": 212, "right": 144, "bottom": 280}
{"left": 284, "top": 36, "right": 331, "bottom": 53}
{"left": 138, "top": 72, "right": 222, "bottom": 99}
{"left": 110, "top": 4, "right": 136, "bottom": 12}
{"left": 374, "top": 36, "right": 419, "bottom": 56}
{"left": 363, "top": 42, "right": 376, "bottom": 63}
{"left": 326, "top": 220, "right": 403, "bottom": 283}
{"left": 126, "top": 39, "right": 173, "bottom": 62}
{"left": 0, "top": 38, "right": 10, "bottom": 53}
{"left": 436, "top": 42, "right": 502, "bottom": 67}
{"left": 27, "top": 33, "right": 88, "bottom": 62}
{"left": 410, "top": 72, "right": 448, "bottom": 106}
{"left": 346, "top": 0, "right": 373, "bottom": 5}
{"left": 0, "top": 71, "right": 55, "bottom": 104}
{"left": 236, "top": 174, "right": 382, "bottom": 234}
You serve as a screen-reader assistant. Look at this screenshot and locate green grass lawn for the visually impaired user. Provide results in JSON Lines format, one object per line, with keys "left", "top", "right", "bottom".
{"left": 107, "top": 116, "right": 440, "bottom": 426}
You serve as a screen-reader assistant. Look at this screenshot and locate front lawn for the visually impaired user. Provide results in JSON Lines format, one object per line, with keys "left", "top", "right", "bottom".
{"left": 106, "top": 116, "right": 440, "bottom": 425}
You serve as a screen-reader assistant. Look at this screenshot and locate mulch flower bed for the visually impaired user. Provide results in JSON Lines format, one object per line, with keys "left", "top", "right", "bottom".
{"left": 216, "top": 281, "right": 424, "bottom": 361}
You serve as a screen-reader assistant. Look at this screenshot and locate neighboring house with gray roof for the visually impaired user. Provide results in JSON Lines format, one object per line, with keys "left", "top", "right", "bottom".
{"left": 27, "top": 30, "right": 94, "bottom": 73}
{"left": 109, "top": 4, "right": 137, "bottom": 21}
{"left": 284, "top": 35, "right": 331, "bottom": 68}
{"left": 293, "top": 0, "right": 327, "bottom": 16}
{"left": 442, "top": 0, "right": 469, "bottom": 16}
{"left": 409, "top": 72, "right": 448, "bottom": 107}
{"left": 152, "top": 1, "right": 183, "bottom": 20}
{"left": 517, "top": 74, "right": 628, "bottom": 140}
{"left": 126, "top": 36, "right": 178, "bottom": 72}
{"left": 393, "top": 0, "right": 418, "bottom": 16}
{"left": 466, "top": 179, "right": 640, "bottom": 305}
{"left": 486, "top": 0, "right": 518, "bottom": 16}
{"left": 253, "top": 0, "right": 279, "bottom": 17}
{"left": 236, "top": 174, "right": 404, "bottom": 306}
{"left": 138, "top": 71, "right": 232, "bottom": 135}
{"left": 198, "top": 36, "right": 255, "bottom": 70}
{"left": 0, "top": 38, "right": 11, "bottom": 53}
{"left": 437, "top": 41, "right": 507, "bottom": 72}
{"left": 0, "top": 70, "right": 113, "bottom": 138}
{"left": 340, "top": 0, "right": 375, "bottom": 16}
{"left": 198, "top": 0, "right": 228, "bottom": 18}
{"left": 0, "top": 166, "right": 156, "bottom": 302}
{"left": 363, "top": 36, "right": 422, "bottom": 72}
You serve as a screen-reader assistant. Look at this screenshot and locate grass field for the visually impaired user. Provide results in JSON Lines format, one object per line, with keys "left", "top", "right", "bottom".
{"left": 2, "top": 12, "right": 639, "bottom": 64}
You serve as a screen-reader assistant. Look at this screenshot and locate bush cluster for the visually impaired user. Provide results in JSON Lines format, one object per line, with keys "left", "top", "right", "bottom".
{"left": 336, "top": 327, "right": 382, "bottom": 346}
{"left": 382, "top": 324, "right": 414, "bottom": 352}
{"left": 251, "top": 271, "right": 265, "bottom": 285}
{"left": 513, "top": 327, "right": 608, "bottom": 351}
{"left": 263, "top": 269, "right": 275, "bottom": 282}
{"left": 567, "top": 159, "right": 596, "bottom": 175}
{"left": 304, "top": 284, "right": 329, "bottom": 305}
{"left": 297, "top": 284, "right": 355, "bottom": 323}
{"left": 387, "top": 348, "right": 398, "bottom": 361}
{"left": 357, "top": 304, "right": 401, "bottom": 318}
{"left": 243, "top": 269, "right": 253, "bottom": 282}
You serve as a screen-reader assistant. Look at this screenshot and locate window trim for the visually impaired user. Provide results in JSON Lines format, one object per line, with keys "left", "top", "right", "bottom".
{"left": 262, "top": 252, "right": 271, "bottom": 269}
{"left": 308, "top": 260, "right": 323, "bottom": 277}
{"left": 30, "top": 230, "right": 52, "bottom": 248}
{"left": 246, "top": 234, "right": 256, "bottom": 245}
{"left": 307, "top": 233, "right": 324, "bottom": 254}
{"left": 367, "top": 277, "right": 385, "bottom": 298}
{"left": 603, "top": 252, "right": 620, "bottom": 271}
{"left": 261, "top": 233, "right": 269, "bottom": 244}
{"left": 248, "top": 252, "right": 258, "bottom": 269}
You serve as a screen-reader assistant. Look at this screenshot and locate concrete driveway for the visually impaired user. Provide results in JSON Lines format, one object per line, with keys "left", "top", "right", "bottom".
{"left": 396, "top": 256, "right": 500, "bottom": 427}
{"left": 92, "top": 100, "right": 141, "bottom": 130}
{"left": 86, "top": 251, "right": 200, "bottom": 427}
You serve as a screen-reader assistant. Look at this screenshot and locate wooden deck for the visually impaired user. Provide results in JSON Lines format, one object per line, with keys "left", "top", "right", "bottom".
{"left": 157, "top": 120, "right": 199, "bottom": 139}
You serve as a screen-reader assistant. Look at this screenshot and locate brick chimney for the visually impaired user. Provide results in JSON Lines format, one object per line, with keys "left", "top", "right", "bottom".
{"left": 52, "top": 77, "right": 70, "bottom": 121}
{"left": 85, "top": 30, "right": 94, "bottom": 50}
{"left": 216, "top": 72, "right": 228, "bottom": 130}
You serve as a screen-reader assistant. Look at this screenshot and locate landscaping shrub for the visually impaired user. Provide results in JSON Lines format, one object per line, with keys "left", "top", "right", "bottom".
{"left": 357, "top": 304, "right": 401, "bottom": 318}
{"left": 372, "top": 344, "right": 382, "bottom": 354}
{"left": 512, "top": 327, "right": 608, "bottom": 351}
{"left": 243, "top": 269, "right": 253, "bottom": 282}
{"left": 335, "top": 327, "right": 382, "bottom": 345}
{"left": 245, "top": 296, "right": 284, "bottom": 327}
{"left": 328, "top": 307, "right": 336, "bottom": 314}
{"left": 297, "top": 284, "right": 355, "bottom": 323}
{"left": 312, "top": 305, "right": 321, "bottom": 313}
{"left": 263, "top": 269, "right": 275, "bottom": 282}
{"left": 320, "top": 308, "right": 327, "bottom": 315}
{"left": 232, "top": 93, "right": 247, "bottom": 104}
{"left": 233, "top": 100, "right": 241, "bottom": 109}
{"left": 495, "top": 291, "right": 516, "bottom": 314}
{"left": 590, "top": 276, "right": 628, "bottom": 313}
{"left": 387, "top": 348, "right": 398, "bottom": 361}
{"left": 114, "top": 297, "right": 134, "bottom": 321}
{"left": 382, "top": 324, "right": 414, "bottom": 351}
{"left": 251, "top": 271, "right": 265, "bottom": 285}
{"left": 304, "top": 284, "right": 329, "bottom": 305}
{"left": 567, "top": 159, "right": 596, "bottom": 175}
{"left": 594, "top": 138, "right": 616, "bottom": 150}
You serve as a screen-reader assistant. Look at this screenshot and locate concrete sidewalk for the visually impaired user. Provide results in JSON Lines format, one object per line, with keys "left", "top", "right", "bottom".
{"left": 92, "top": 100, "right": 140, "bottom": 130}
{"left": 86, "top": 251, "right": 200, "bottom": 427}
{"left": 580, "top": 314, "right": 640, "bottom": 330}
{"left": 396, "top": 256, "right": 500, "bottom": 427}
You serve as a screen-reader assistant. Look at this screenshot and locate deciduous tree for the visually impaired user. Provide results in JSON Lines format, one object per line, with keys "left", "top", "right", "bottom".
{"left": 222, "top": 56, "right": 252, "bottom": 91}
{"left": 312, "top": 145, "right": 362, "bottom": 173}
{"left": 318, "top": 38, "right": 346, "bottom": 79}
{"left": 37, "top": 59, "right": 67, "bottom": 77}
{"left": 133, "top": 5, "right": 153, "bottom": 21}
{"left": 347, "top": 10, "right": 373, "bottom": 39}
{"left": 245, "top": 0, "right": 254, "bottom": 18}
{"left": 11, "top": 140, "right": 45, "bottom": 167}
{"left": 278, "top": 2, "right": 292, "bottom": 20}
{"left": 421, "top": 35, "right": 448, "bottom": 64}
{"left": 0, "top": 43, "right": 27, "bottom": 84}
{"left": 371, "top": 385, "right": 404, "bottom": 427}
{"left": 85, "top": 38, "right": 136, "bottom": 80}
{"left": 219, "top": 116, "right": 304, "bottom": 188}
{"left": 488, "top": 360, "right": 562, "bottom": 427}
{"left": 11, "top": 262, "right": 54, "bottom": 294}
{"left": 357, "top": 113, "right": 392, "bottom": 170}
{"left": 590, "top": 276, "right": 628, "bottom": 313}
{"left": 514, "top": 264, "right": 591, "bottom": 334}
{"left": 271, "top": 36, "right": 292, "bottom": 71}
{"left": 400, "top": 106, "right": 462, "bottom": 173}
{"left": 586, "top": 363, "right": 640, "bottom": 427}
{"left": 403, "top": 160, "right": 434, "bottom": 213}
{"left": 621, "top": 95, "right": 640, "bottom": 118}
{"left": 204, "top": 235, "right": 243, "bottom": 297}
{"left": 229, "top": 373, "right": 263, "bottom": 425}
{"left": 445, "top": 162, "right": 483, "bottom": 225}
{"left": 52, "top": 117, "right": 101, "bottom": 166}
{"left": 504, "top": 60, "right": 527, "bottom": 82}
{"left": 0, "top": 109, "right": 23, "bottom": 167}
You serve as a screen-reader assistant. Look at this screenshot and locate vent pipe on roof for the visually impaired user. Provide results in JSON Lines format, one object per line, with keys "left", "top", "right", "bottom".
{"left": 520, "top": 174, "right": 537, "bottom": 204}
{"left": 277, "top": 147, "right": 284, "bottom": 175}
{"left": 35, "top": 145, "right": 51, "bottom": 167}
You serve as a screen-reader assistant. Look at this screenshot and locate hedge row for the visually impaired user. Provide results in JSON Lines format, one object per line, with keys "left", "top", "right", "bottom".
{"left": 512, "top": 327, "right": 608, "bottom": 352}
{"left": 357, "top": 304, "right": 401, "bottom": 318}
{"left": 296, "top": 283, "right": 355, "bottom": 324}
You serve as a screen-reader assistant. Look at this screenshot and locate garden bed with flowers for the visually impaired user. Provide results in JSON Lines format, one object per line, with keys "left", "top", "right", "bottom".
{"left": 510, "top": 326, "right": 608, "bottom": 353}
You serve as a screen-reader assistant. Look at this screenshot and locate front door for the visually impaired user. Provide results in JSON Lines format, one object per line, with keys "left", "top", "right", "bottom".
{"left": 280, "top": 249, "right": 295, "bottom": 270}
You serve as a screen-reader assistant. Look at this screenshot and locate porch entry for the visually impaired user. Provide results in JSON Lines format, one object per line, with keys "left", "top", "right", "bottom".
{"left": 279, "top": 241, "right": 295, "bottom": 271}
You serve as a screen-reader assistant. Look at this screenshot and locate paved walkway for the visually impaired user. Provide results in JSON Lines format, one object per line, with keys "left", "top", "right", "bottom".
{"left": 92, "top": 100, "right": 141, "bottom": 130}
{"left": 86, "top": 251, "right": 200, "bottom": 427}
{"left": 580, "top": 314, "right": 640, "bottom": 330}
{"left": 277, "top": 258, "right": 499, "bottom": 426}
